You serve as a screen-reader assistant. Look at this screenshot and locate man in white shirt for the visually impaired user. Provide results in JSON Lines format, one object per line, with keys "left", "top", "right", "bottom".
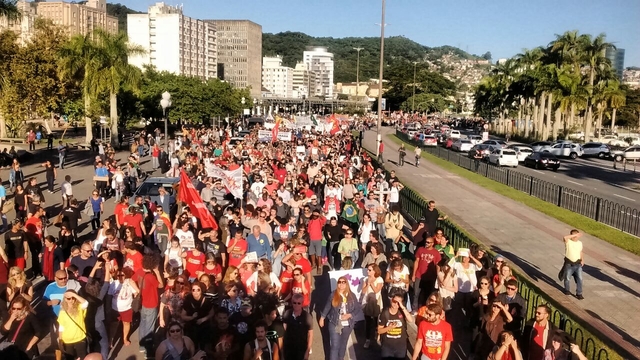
{"left": 60, "top": 175, "right": 73, "bottom": 208}
{"left": 250, "top": 175, "right": 265, "bottom": 198}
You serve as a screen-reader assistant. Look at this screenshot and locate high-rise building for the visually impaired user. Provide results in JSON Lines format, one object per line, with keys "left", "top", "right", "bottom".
{"left": 262, "top": 56, "right": 293, "bottom": 98}
{"left": 605, "top": 46, "right": 625, "bottom": 79}
{"left": 0, "top": 0, "right": 118, "bottom": 44}
{"left": 207, "top": 20, "right": 262, "bottom": 97}
{"left": 292, "top": 62, "right": 318, "bottom": 99}
{"left": 127, "top": 2, "right": 216, "bottom": 80}
{"left": 303, "top": 47, "right": 334, "bottom": 98}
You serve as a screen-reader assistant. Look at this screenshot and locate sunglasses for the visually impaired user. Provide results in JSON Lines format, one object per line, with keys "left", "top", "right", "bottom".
{"left": 176, "top": 280, "right": 185, "bottom": 284}
{"left": 57, "top": 277, "right": 68, "bottom": 280}
{"left": 12, "top": 306, "right": 23, "bottom": 310}
{"left": 480, "top": 282, "right": 489, "bottom": 285}
{"left": 65, "top": 297, "right": 74, "bottom": 301}
{"left": 507, "top": 287, "right": 517, "bottom": 291}
{"left": 292, "top": 302, "right": 302, "bottom": 305}
{"left": 338, "top": 280, "right": 347, "bottom": 284}
{"left": 192, "top": 288, "right": 201, "bottom": 292}
{"left": 169, "top": 328, "right": 182, "bottom": 334}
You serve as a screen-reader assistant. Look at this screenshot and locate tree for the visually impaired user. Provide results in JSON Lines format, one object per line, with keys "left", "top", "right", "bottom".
{"left": 581, "top": 33, "right": 613, "bottom": 142}
{"left": 481, "top": 51, "right": 492, "bottom": 61}
{"left": 89, "top": 30, "right": 145, "bottom": 144}
{"left": 0, "top": 0, "right": 19, "bottom": 20}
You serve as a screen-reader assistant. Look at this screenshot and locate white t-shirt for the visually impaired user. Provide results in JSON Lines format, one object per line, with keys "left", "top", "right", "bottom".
{"left": 165, "top": 246, "right": 183, "bottom": 267}
{"left": 247, "top": 271, "right": 282, "bottom": 292}
{"left": 361, "top": 276, "right": 384, "bottom": 307}
{"left": 453, "top": 262, "right": 481, "bottom": 293}
{"left": 175, "top": 229, "right": 195, "bottom": 250}
{"left": 109, "top": 279, "right": 138, "bottom": 312}
{"left": 359, "top": 221, "right": 376, "bottom": 244}
{"left": 251, "top": 181, "right": 265, "bottom": 197}
{"left": 389, "top": 187, "right": 400, "bottom": 203}
{"left": 388, "top": 265, "right": 410, "bottom": 290}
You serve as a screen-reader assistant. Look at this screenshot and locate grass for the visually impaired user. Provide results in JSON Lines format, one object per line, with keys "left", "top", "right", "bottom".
{"left": 388, "top": 134, "right": 640, "bottom": 256}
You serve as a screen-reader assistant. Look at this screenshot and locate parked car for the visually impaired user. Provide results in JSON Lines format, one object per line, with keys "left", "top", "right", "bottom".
{"left": 599, "top": 135, "right": 628, "bottom": 147}
{"left": 524, "top": 152, "right": 560, "bottom": 171}
{"left": 467, "top": 135, "right": 483, "bottom": 145}
{"left": 548, "top": 142, "right": 583, "bottom": 159}
{"left": 508, "top": 145, "right": 534, "bottom": 162}
{"left": 448, "top": 129, "right": 462, "bottom": 139}
{"left": 468, "top": 144, "right": 492, "bottom": 160}
{"left": 567, "top": 132, "right": 585, "bottom": 141}
{"left": 422, "top": 135, "right": 438, "bottom": 147}
{"left": 530, "top": 141, "right": 553, "bottom": 152}
{"left": 620, "top": 146, "right": 640, "bottom": 161}
{"left": 581, "top": 142, "right": 611, "bottom": 158}
{"left": 488, "top": 148, "right": 519, "bottom": 167}
{"left": 451, "top": 139, "right": 473, "bottom": 152}
{"left": 625, "top": 136, "right": 640, "bottom": 146}
{"left": 482, "top": 139, "right": 507, "bottom": 148}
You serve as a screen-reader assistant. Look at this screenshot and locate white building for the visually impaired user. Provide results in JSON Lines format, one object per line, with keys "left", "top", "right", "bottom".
{"left": 262, "top": 56, "right": 294, "bottom": 98}
{"left": 127, "top": 2, "right": 216, "bottom": 80}
{"left": 292, "top": 62, "right": 318, "bottom": 99}
{"left": 303, "top": 46, "right": 334, "bottom": 98}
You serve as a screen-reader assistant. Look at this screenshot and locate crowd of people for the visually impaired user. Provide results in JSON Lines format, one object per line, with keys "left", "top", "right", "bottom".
{"left": 0, "top": 119, "right": 591, "bottom": 360}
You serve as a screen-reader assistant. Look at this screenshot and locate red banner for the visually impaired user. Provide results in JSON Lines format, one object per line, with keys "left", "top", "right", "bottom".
{"left": 179, "top": 170, "right": 218, "bottom": 230}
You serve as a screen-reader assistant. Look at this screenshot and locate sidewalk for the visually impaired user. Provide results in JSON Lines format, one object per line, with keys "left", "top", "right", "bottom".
{"left": 364, "top": 127, "right": 640, "bottom": 356}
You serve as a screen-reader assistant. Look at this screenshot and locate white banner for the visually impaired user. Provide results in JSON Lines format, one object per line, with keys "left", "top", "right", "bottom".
{"left": 206, "top": 164, "right": 243, "bottom": 199}
{"left": 328, "top": 269, "right": 367, "bottom": 294}
{"left": 257, "top": 130, "right": 271, "bottom": 142}
{"left": 257, "top": 130, "right": 292, "bottom": 142}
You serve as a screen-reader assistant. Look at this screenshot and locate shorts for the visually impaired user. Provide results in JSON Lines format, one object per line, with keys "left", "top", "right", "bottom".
{"left": 119, "top": 308, "right": 133, "bottom": 322}
{"left": 308, "top": 240, "right": 323, "bottom": 256}
{"left": 9, "top": 258, "right": 26, "bottom": 270}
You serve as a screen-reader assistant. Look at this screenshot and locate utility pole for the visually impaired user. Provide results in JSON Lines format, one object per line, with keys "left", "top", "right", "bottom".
{"left": 376, "top": 0, "right": 386, "bottom": 158}
{"left": 354, "top": 47, "right": 364, "bottom": 106}
{"left": 412, "top": 61, "right": 418, "bottom": 113}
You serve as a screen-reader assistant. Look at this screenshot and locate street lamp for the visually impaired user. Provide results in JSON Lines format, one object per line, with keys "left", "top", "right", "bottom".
{"left": 376, "top": 0, "right": 386, "bottom": 158}
{"left": 253, "top": 98, "right": 257, "bottom": 116}
{"left": 160, "top": 91, "right": 171, "bottom": 151}
{"left": 412, "top": 62, "right": 418, "bottom": 113}
{"left": 353, "top": 47, "right": 364, "bottom": 103}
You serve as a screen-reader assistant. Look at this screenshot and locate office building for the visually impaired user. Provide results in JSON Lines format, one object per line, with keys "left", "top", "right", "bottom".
{"left": 292, "top": 62, "right": 318, "bottom": 99}
{"left": 605, "top": 46, "right": 625, "bottom": 79}
{"left": 262, "top": 56, "right": 293, "bottom": 98}
{"left": 127, "top": 2, "right": 217, "bottom": 80}
{"left": 303, "top": 46, "right": 334, "bottom": 98}
{"left": 207, "top": 20, "right": 262, "bottom": 97}
{"left": 0, "top": 0, "right": 117, "bottom": 44}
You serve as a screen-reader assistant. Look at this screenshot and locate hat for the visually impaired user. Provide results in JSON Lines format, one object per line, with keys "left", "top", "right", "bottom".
{"left": 458, "top": 248, "right": 470, "bottom": 257}
{"left": 495, "top": 254, "right": 505, "bottom": 260}
{"left": 241, "top": 297, "right": 253, "bottom": 308}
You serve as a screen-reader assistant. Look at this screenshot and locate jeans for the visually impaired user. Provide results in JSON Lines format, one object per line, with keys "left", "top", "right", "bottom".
{"left": 58, "top": 154, "right": 65, "bottom": 168}
{"left": 96, "top": 319, "right": 109, "bottom": 360}
{"left": 91, "top": 212, "right": 101, "bottom": 231}
{"left": 115, "top": 186, "right": 123, "bottom": 203}
{"left": 46, "top": 176, "right": 55, "bottom": 192}
{"left": 365, "top": 315, "right": 377, "bottom": 341}
{"left": 328, "top": 323, "right": 353, "bottom": 360}
{"left": 564, "top": 263, "right": 583, "bottom": 295}
{"left": 139, "top": 306, "right": 157, "bottom": 353}
{"left": 156, "top": 233, "right": 170, "bottom": 254}
{"left": 412, "top": 278, "right": 435, "bottom": 311}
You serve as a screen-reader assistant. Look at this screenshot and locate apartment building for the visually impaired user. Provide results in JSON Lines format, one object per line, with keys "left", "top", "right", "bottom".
{"left": 127, "top": 2, "right": 216, "bottom": 80}
{"left": 292, "top": 62, "right": 318, "bottom": 99}
{"left": 262, "top": 56, "right": 294, "bottom": 98}
{"left": 303, "top": 46, "right": 334, "bottom": 98}
{"left": 0, "top": 0, "right": 117, "bottom": 44}
{"left": 207, "top": 20, "right": 262, "bottom": 97}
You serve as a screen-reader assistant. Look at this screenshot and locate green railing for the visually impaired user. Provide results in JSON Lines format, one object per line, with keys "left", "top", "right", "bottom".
{"left": 366, "top": 153, "right": 627, "bottom": 360}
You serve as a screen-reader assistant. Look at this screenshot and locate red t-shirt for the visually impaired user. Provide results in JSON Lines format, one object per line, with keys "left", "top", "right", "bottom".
{"left": 228, "top": 239, "right": 248, "bottom": 268}
{"left": 418, "top": 319, "right": 453, "bottom": 359}
{"left": 184, "top": 250, "right": 205, "bottom": 279}
{"left": 290, "top": 278, "right": 311, "bottom": 307}
{"left": 204, "top": 264, "right": 222, "bottom": 278}
{"left": 414, "top": 247, "right": 441, "bottom": 279}
{"left": 123, "top": 213, "right": 144, "bottom": 237}
{"left": 125, "top": 251, "right": 143, "bottom": 273}
{"left": 25, "top": 217, "right": 42, "bottom": 241}
{"left": 140, "top": 271, "right": 160, "bottom": 308}
{"left": 279, "top": 269, "right": 293, "bottom": 297}
{"left": 295, "top": 257, "right": 312, "bottom": 274}
{"left": 530, "top": 323, "right": 547, "bottom": 360}
{"left": 114, "top": 203, "right": 128, "bottom": 226}
{"left": 274, "top": 169, "right": 287, "bottom": 185}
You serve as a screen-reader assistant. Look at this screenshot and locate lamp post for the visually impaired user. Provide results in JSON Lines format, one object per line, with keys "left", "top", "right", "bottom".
{"left": 253, "top": 98, "right": 257, "bottom": 116}
{"left": 353, "top": 47, "right": 364, "bottom": 103}
{"left": 160, "top": 91, "right": 171, "bottom": 152}
{"left": 376, "top": 0, "right": 386, "bottom": 158}
{"left": 412, "top": 61, "right": 418, "bottom": 113}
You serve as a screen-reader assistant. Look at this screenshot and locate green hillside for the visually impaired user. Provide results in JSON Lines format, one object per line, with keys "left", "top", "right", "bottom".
{"left": 106, "top": 3, "right": 142, "bottom": 32}
{"left": 262, "top": 31, "right": 481, "bottom": 83}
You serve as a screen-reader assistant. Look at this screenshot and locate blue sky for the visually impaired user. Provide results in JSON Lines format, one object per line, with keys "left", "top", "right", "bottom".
{"left": 116, "top": 0, "right": 640, "bottom": 66}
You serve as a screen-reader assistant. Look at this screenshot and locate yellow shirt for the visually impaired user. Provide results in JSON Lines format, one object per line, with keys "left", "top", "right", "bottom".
{"left": 565, "top": 240, "right": 583, "bottom": 262}
{"left": 58, "top": 304, "right": 88, "bottom": 344}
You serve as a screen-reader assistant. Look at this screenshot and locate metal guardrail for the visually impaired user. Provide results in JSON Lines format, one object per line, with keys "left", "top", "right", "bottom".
{"left": 365, "top": 149, "right": 628, "bottom": 360}
{"left": 397, "top": 131, "right": 640, "bottom": 237}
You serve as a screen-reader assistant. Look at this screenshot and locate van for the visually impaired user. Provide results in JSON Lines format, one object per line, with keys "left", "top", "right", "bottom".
{"left": 247, "top": 117, "right": 264, "bottom": 129}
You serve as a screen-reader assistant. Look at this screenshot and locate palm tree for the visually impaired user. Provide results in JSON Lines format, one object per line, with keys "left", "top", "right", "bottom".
{"left": 608, "top": 84, "right": 626, "bottom": 131}
{"left": 580, "top": 33, "right": 614, "bottom": 142}
{"left": 89, "top": 30, "right": 145, "bottom": 145}
{"left": 58, "top": 33, "right": 98, "bottom": 143}
{"left": 0, "top": 0, "right": 20, "bottom": 20}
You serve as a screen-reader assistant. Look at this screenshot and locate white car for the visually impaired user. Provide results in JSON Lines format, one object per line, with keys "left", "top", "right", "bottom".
{"left": 467, "top": 135, "right": 483, "bottom": 145}
{"left": 423, "top": 135, "right": 438, "bottom": 147}
{"left": 482, "top": 139, "right": 508, "bottom": 148}
{"left": 509, "top": 145, "right": 534, "bottom": 162}
{"left": 625, "top": 136, "right": 640, "bottom": 146}
{"left": 488, "top": 148, "right": 519, "bottom": 167}
{"left": 451, "top": 139, "right": 473, "bottom": 152}
{"left": 548, "top": 143, "right": 583, "bottom": 159}
{"left": 622, "top": 146, "right": 640, "bottom": 161}
{"left": 448, "top": 130, "right": 462, "bottom": 139}
{"left": 600, "top": 135, "right": 628, "bottom": 147}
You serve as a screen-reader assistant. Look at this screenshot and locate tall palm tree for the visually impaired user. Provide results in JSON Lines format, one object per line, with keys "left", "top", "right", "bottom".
{"left": 581, "top": 33, "right": 614, "bottom": 142}
{"left": 58, "top": 33, "right": 98, "bottom": 143}
{"left": 89, "top": 30, "right": 145, "bottom": 144}
{"left": 608, "top": 84, "right": 626, "bottom": 130}
{"left": 0, "top": 0, "right": 20, "bottom": 20}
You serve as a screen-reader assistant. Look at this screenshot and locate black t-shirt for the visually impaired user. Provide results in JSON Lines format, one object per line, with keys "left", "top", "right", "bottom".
{"left": 182, "top": 294, "right": 214, "bottom": 327}
{"left": 323, "top": 222, "right": 343, "bottom": 243}
{"left": 422, "top": 208, "right": 440, "bottom": 235}
{"left": 205, "top": 240, "right": 227, "bottom": 263}
{"left": 266, "top": 319, "right": 284, "bottom": 344}
{"left": 411, "top": 223, "right": 427, "bottom": 246}
{"left": 282, "top": 309, "right": 313, "bottom": 352}
{"left": 3, "top": 230, "right": 26, "bottom": 259}
{"left": 378, "top": 308, "right": 408, "bottom": 357}
{"left": 24, "top": 185, "right": 45, "bottom": 204}
{"left": 62, "top": 206, "right": 81, "bottom": 230}
{"left": 210, "top": 326, "right": 239, "bottom": 359}
{"left": 248, "top": 339, "right": 276, "bottom": 360}
{"left": 229, "top": 311, "right": 260, "bottom": 348}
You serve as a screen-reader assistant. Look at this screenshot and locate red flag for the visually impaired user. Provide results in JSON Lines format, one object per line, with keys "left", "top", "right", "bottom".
{"left": 178, "top": 170, "right": 218, "bottom": 230}
{"left": 329, "top": 114, "right": 341, "bottom": 135}
{"left": 271, "top": 116, "right": 282, "bottom": 142}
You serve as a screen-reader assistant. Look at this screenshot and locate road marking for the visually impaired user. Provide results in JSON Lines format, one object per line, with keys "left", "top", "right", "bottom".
{"left": 532, "top": 170, "right": 544, "bottom": 174}
{"left": 613, "top": 194, "right": 637, "bottom": 202}
{"left": 567, "top": 180, "right": 584, "bottom": 186}
{"left": 606, "top": 182, "right": 640, "bottom": 194}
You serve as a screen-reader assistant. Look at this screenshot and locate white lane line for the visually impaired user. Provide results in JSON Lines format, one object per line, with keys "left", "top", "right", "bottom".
{"left": 567, "top": 180, "right": 584, "bottom": 186}
{"left": 532, "top": 170, "right": 545, "bottom": 174}
{"left": 606, "top": 182, "right": 640, "bottom": 194}
{"left": 613, "top": 194, "right": 637, "bottom": 202}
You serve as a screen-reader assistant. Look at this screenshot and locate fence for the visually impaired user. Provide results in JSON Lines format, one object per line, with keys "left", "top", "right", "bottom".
{"left": 397, "top": 130, "right": 640, "bottom": 237}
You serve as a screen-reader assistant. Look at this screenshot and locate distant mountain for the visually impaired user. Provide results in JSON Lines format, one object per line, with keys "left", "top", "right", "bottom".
{"left": 262, "top": 31, "right": 482, "bottom": 83}
{"left": 107, "top": 3, "right": 142, "bottom": 32}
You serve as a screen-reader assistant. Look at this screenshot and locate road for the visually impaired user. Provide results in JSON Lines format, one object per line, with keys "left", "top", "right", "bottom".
{"left": 446, "top": 129, "right": 640, "bottom": 210}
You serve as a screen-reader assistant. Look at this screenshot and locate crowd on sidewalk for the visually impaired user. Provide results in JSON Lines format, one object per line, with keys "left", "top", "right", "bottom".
{"left": 0, "top": 119, "right": 591, "bottom": 360}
